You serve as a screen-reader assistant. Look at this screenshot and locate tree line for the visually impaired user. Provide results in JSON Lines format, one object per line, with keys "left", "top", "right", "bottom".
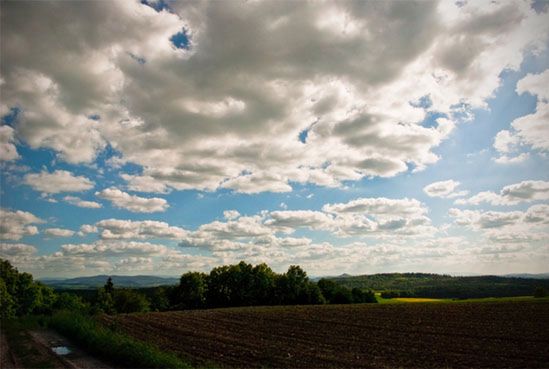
{"left": 331, "top": 272, "right": 549, "bottom": 299}
{"left": 1, "top": 259, "right": 376, "bottom": 318}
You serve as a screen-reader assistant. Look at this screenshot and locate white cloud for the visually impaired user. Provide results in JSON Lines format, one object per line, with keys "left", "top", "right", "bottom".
{"left": 266, "top": 211, "right": 335, "bottom": 233}
{"left": 44, "top": 228, "right": 75, "bottom": 237}
{"left": 114, "top": 257, "right": 154, "bottom": 273}
{"left": 24, "top": 170, "right": 94, "bottom": 194}
{"left": 0, "top": 243, "right": 37, "bottom": 256}
{"left": 517, "top": 68, "right": 549, "bottom": 101}
{"left": 524, "top": 204, "right": 549, "bottom": 224}
{"left": 423, "top": 180, "right": 468, "bottom": 198}
{"left": 2, "top": 1, "right": 546, "bottom": 192}
{"left": 493, "top": 153, "right": 530, "bottom": 164}
{"left": 61, "top": 241, "right": 172, "bottom": 257}
{"left": 0, "top": 125, "right": 19, "bottom": 161}
{"left": 493, "top": 69, "right": 549, "bottom": 162}
{"left": 322, "top": 197, "right": 426, "bottom": 218}
{"left": 63, "top": 196, "right": 102, "bottom": 209}
{"left": 78, "top": 224, "right": 98, "bottom": 236}
{"left": 449, "top": 208, "right": 523, "bottom": 230}
{"left": 0, "top": 208, "right": 42, "bottom": 240}
{"left": 493, "top": 130, "right": 520, "bottom": 154}
{"left": 95, "top": 187, "right": 168, "bottom": 213}
{"left": 120, "top": 173, "right": 170, "bottom": 194}
{"left": 96, "top": 219, "right": 186, "bottom": 240}
{"left": 456, "top": 180, "right": 549, "bottom": 206}
{"left": 223, "top": 210, "right": 240, "bottom": 220}
{"left": 450, "top": 204, "right": 549, "bottom": 232}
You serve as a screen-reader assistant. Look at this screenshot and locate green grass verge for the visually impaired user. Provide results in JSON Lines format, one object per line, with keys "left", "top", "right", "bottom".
{"left": 48, "top": 311, "right": 194, "bottom": 369}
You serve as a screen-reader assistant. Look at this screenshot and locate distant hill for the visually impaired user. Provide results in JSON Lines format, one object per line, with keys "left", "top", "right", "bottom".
{"left": 505, "top": 273, "right": 549, "bottom": 279}
{"left": 41, "top": 275, "right": 179, "bottom": 289}
{"left": 326, "top": 272, "right": 549, "bottom": 299}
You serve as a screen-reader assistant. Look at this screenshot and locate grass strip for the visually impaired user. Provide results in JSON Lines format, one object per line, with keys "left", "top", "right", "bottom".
{"left": 48, "top": 310, "right": 193, "bottom": 369}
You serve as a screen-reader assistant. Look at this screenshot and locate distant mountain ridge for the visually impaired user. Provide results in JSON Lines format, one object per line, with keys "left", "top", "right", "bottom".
{"left": 41, "top": 275, "right": 179, "bottom": 289}
{"left": 40, "top": 272, "right": 549, "bottom": 292}
{"left": 504, "top": 273, "right": 549, "bottom": 279}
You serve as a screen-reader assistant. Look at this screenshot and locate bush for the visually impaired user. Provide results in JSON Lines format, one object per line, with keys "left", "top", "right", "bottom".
{"left": 114, "top": 289, "right": 150, "bottom": 314}
{"left": 53, "top": 293, "right": 90, "bottom": 312}
{"left": 49, "top": 311, "right": 191, "bottom": 369}
{"left": 351, "top": 288, "right": 377, "bottom": 303}
{"left": 0, "top": 259, "right": 56, "bottom": 317}
{"left": 534, "top": 287, "right": 548, "bottom": 298}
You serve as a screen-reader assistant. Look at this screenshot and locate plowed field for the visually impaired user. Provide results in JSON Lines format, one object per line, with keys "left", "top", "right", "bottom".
{"left": 102, "top": 301, "right": 549, "bottom": 368}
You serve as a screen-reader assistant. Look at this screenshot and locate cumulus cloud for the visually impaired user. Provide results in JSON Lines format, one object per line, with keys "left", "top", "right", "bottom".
{"left": 78, "top": 224, "right": 98, "bottom": 236}
{"left": 95, "top": 187, "right": 169, "bottom": 213}
{"left": 44, "top": 228, "right": 75, "bottom": 237}
{"left": 0, "top": 125, "right": 19, "bottom": 161}
{"left": 0, "top": 208, "right": 42, "bottom": 240}
{"left": 114, "top": 257, "right": 154, "bottom": 273}
{"left": 423, "top": 180, "right": 468, "bottom": 198}
{"left": 61, "top": 241, "right": 172, "bottom": 257}
{"left": 493, "top": 153, "right": 530, "bottom": 164}
{"left": 266, "top": 211, "right": 335, "bottom": 233}
{"left": 449, "top": 204, "right": 549, "bottom": 231}
{"left": 0, "top": 243, "right": 37, "bottom": 256}
{"left": 120, "top": 173, "right": 170, "bottom": 194}
{"left": 96, "top": 219, "right": 186, "bottom": 240}
{"left": 223, "top": 210, "right": 240, "bottom": 220}
{"left": 23, "top": 170, "right": 94, "bottom": 194}
{"left": 63, "top": 195, "right": 102, "bottom": 209}
{"left": 322, "top": 197, "right": 426, "bottom": 218}
{"left": 493, "top": 69, "right": 549, "bottom": 162}
{"left": 2, "top": 1, "right": 546, "bottom": 192}
{"left": 178, "top": 196, "right": 436, "bottom": 251}
{"left": 456, "top": 180, "right": 549, "bottom": 206}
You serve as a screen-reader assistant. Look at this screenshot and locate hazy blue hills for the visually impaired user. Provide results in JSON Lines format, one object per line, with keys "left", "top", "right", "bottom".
{"left": 41, "top": 275, "right": 179, "bottom": 289}
{"left": 504, "top": 273, "right": 549, "bottom": 279}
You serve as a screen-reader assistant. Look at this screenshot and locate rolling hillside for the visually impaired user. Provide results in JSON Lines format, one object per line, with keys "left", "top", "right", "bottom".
{"left": 41, "top": 275, "right": 179, "bottom": 289}
{"left": 327, "top": 273, "right": 549, "bottom": 298}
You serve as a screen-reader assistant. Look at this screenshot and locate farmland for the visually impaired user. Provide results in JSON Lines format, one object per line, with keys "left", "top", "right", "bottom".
{"left": 102, "top": 299, "right": 549, "bottom": 368}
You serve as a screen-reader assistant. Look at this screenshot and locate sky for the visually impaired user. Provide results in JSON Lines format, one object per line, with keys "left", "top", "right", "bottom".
{"left": 1, "top": 0, "right": 549, "bottom": 278}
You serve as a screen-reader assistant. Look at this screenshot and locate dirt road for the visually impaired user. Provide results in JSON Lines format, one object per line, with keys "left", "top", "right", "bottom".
{"left": 1, "top": 327, "right": 115, "bottom": 369}
{"left": 28, "top": 330, "right": 115, "bottom": 369}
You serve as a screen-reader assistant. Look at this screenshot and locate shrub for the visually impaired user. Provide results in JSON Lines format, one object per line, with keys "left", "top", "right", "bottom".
{"left": 49, "top": 311, "right": 191, "bottom": 369}
{"left": 534, "top": 287, "right": 548, "bottom": 298}
{"left": 114, "top": 289, "right": 150, "bottom": 313}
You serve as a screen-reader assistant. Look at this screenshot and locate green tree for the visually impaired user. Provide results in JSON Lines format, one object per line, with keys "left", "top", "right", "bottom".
{"left": 0, "top": 259, "right": 56, "bottom": 316}
{"left": 105, "top": 277, "right": 114, "bottom": 294}
{"left": 174, "top": 271, "right": 207, "bottom": 309}
{"left": 275, "top": 265, "right": 319, "bottom": 305}
{"left": 0, "top": 278, "right": 15, "bottom": 319}
{"left": 149, "top": 287, "right": 170, "bottom": 311}
{"left": 114, "top": 289, "right": 150, "bottom": 313}
{"left": 351, "top": 288, "right": 377, "bottom": 303}
{"left": 318, "top": 279, "right": 352, "bottom": 304}
{"left": 53, "top": 292, "right": 90, "bottom": 312}
{"left": 95, "top": 287, "right": 116, "bottom": 314}
{"left": 534, "top": 287, "right": 548, "bottom": 298}
{"left": 250, "top": 263, "right": 276, "bottom": 305}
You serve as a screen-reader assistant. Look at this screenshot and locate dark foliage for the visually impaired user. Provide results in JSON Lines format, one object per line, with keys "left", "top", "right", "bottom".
{"left": 330, "top": 272, "right": 549, "bottom": 299}
{"left": 534, "top": 287, "right": 548, "bottom": 298}
{"left": 0, "top": 259, "right": 56, "bottom": 318}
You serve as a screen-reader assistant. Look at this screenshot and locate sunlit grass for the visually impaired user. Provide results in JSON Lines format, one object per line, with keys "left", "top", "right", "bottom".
{"left": 375, "top": 294, "right": 549, "bottom": 304}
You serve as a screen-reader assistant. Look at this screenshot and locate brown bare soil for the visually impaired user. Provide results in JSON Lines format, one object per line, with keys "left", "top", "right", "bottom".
{"left": 102, "top": 301, "right": 549, "bottom": 368}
